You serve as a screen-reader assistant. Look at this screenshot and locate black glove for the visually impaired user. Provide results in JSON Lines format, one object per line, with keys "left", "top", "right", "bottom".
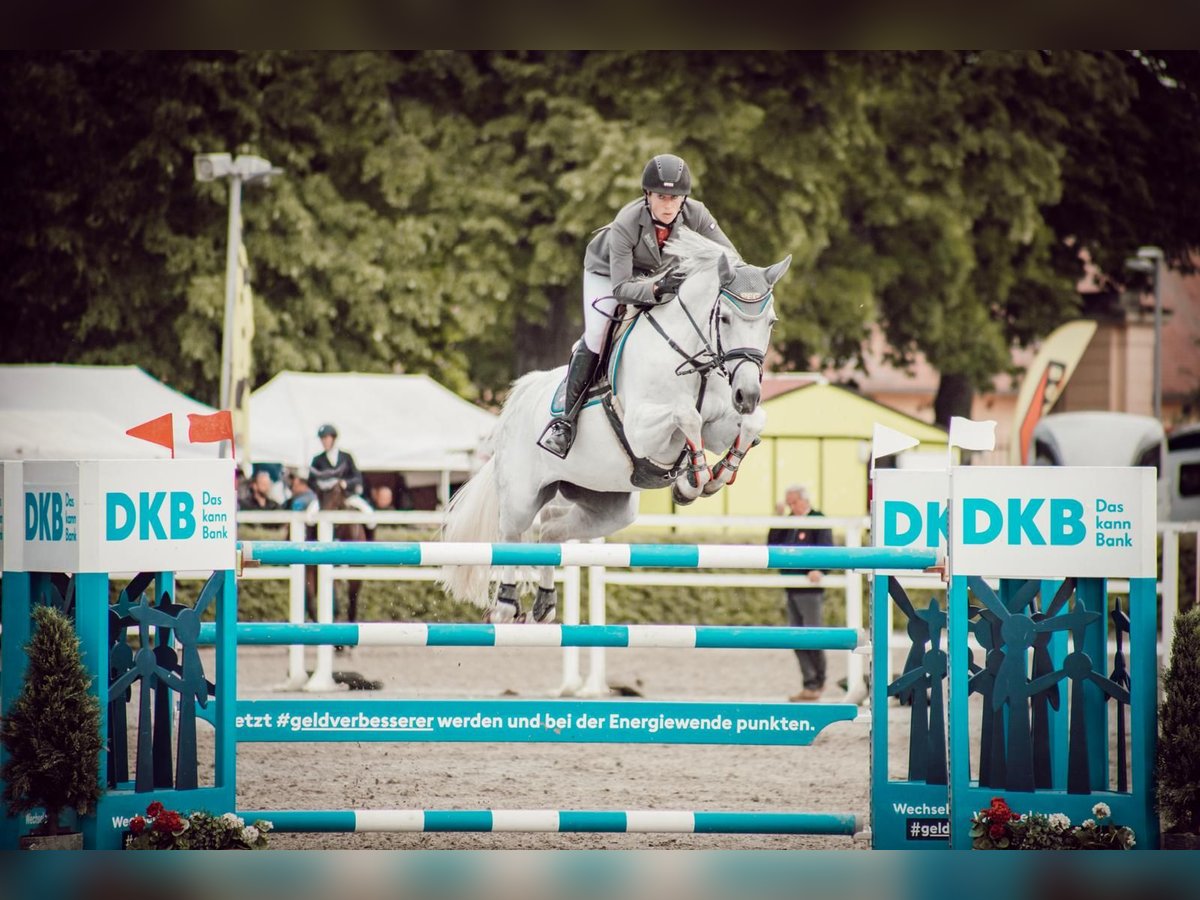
{"left": 652, "top": 267, "right": 687, "bottom": 302}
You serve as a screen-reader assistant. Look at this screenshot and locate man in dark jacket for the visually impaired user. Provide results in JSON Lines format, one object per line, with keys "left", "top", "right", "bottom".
{"left": 537, "top": 152, "right": 741, "bottom": 458}
{"left": 768, "top": 484, "right": 834, "bottom": 701}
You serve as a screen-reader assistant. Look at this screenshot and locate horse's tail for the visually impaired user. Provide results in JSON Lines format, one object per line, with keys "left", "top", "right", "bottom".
{"left": 436, "top": 455, "right": 502, "bottom": 606}
{"left": 437, "top": 371, "right": 549, "bottom": 606}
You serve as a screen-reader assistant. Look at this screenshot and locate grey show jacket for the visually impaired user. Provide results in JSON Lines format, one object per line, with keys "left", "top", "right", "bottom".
{"left": 583, "top": 197, "right": 737, "bottom": 306}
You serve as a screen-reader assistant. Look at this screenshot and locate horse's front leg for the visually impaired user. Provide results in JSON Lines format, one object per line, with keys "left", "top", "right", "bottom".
{"left": 624, "top": 403, "right": 705, "bottom": 504}
{"left": 702, "top": 407, "right": 767, "bottom": 497}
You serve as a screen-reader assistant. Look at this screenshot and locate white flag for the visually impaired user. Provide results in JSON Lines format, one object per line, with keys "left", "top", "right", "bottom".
{"left": 871, "top": 423, "right": 921, "bottom": 461}
{"left": 949, "top": 416, "right": 997, "bottom": 452}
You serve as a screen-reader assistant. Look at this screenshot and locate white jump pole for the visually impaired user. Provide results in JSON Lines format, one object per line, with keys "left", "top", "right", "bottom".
{"left": 842, "top": 524, "right": 868, "bottom": 705}
{"left": 304, "top": 519, "right": 337, "bottom": 692}
{"left": 555, "top": 557, "right": 583, "bottom": 696}
{"left": 280, "top": 516, "right": 309, "bottom": 690}
{"left": 581, "top": 553, "right": 609, "bottom": 696}
{"left": 1160, "top": 527, "right": 1179, "bottom": 698}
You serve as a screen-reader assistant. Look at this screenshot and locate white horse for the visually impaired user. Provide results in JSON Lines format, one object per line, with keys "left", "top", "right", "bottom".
{"left": 439, "top": 228, "right": 791, "bottom": 622}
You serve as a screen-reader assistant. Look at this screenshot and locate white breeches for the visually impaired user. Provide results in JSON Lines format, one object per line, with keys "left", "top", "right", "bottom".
{"left": 582, "top": 271, "right": 616, "bottom": 354}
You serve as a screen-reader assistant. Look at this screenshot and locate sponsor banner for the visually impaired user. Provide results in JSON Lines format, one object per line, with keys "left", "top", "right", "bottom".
{"left": 235, "top": 699, "right": 858, "bottom": 746}
{"left": 871, "top": 469, "right": 949, "bottom": 578}
{"left": 873, "top": 466, "right": 1155, "bottom": 579}
{"left": 950, "top": 466, "right": 1155, "bottom": 579}
{"left": 20, "top": 460, "right": 235, "bottom": 573}
{"left": 1, "top": 461, "right": 22, "bottom": 570}
{"left": 872, "top": 469, "right": 949, "bottom": 553}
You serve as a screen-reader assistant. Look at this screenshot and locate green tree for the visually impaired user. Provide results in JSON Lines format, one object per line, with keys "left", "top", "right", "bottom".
{"left": 1, "top": 605, "right": 103, "bottom": 836}
{"left": 3, "top": 52, "right": 1200, "bottom": 416}
{"left": 1157, "top": 608, "right": 1200, "bottom": 835}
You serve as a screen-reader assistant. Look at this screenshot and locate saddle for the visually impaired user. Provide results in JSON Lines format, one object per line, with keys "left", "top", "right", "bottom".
{"left": 549, "top": 309, "right": 688, "bottom": 489}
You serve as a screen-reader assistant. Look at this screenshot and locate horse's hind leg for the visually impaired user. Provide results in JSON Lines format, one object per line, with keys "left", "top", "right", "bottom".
{"left": 530, "top": 489, "right": 640, "bottom": 624}
{"left": 489, "top": 481, "right": 557, "bottom": 624}
{"left": 532, "top": 566, "right": 557, "bottom": 624}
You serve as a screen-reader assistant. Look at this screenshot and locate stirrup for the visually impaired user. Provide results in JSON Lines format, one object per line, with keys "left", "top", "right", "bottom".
{"left": 537, "top": 418, "right": 575, "bottom": 459}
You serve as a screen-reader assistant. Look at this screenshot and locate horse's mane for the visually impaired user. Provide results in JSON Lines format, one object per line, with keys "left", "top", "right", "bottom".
{"left": 662, "top": 226, "right": 743, "bottom": 274}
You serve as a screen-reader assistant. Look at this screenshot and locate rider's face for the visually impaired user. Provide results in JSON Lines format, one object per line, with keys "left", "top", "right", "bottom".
{"left": 646, "top": 192, "right": 686, "bottom": 224}
{"left": 320, "top": 435, "right": 335, "bottom": 451}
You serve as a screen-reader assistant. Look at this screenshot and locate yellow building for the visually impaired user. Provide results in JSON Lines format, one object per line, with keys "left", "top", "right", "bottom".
{"left": 637, "top": 375, "right": 951, "bottom": 518}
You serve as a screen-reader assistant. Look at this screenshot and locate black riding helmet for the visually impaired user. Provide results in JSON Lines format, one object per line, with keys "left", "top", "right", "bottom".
{"left": 317, "top": 424, "right": 338, "bottom": 439}
{"left": 642, "top": 154, "right": 691, "bottom": 197}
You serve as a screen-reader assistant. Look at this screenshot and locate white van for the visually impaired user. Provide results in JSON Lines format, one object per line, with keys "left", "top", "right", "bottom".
{"left": 1166, "top": 423, "right": 1200, "bottom": 522}
{"left": 1029, "top": 412, "right": 1170, "bottom": 517}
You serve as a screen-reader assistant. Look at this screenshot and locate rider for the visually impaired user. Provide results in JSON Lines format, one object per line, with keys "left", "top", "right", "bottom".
{"left": 537, "top": 153, "right": 741, "bottom": 458}
{"left": 308, "top": 424, "right": 375, "bottom": 526}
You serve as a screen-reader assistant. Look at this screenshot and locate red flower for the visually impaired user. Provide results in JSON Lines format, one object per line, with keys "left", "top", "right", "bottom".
{"left": 129, "top": 816, "right": 146, "bottom": 836}
{"left": 985, "top": 799, "right": 1016, "bottom": 824}
{"left": 153, "top": 810, "right": 183, "bottom": 833}
{"left": 989, "top": 823, "right": 1007, "bottom": 840}
{"left": 146, "top": 801, "right": 165, "bottom": 819}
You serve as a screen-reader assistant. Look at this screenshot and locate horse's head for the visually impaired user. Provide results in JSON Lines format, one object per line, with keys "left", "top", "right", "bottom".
{"left": 710, "top": 252, "right": 789, "bottom": 414}
{"left": 666, "top": 228, "right": 789, "bottom": 416}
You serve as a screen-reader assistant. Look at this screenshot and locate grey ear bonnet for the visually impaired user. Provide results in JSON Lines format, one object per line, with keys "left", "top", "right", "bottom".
{"left": 719, "top": 255, "right": 791, "bottom": 318}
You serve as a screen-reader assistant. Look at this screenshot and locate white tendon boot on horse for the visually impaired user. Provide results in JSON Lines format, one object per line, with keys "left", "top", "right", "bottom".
{"left": 488, "top": 583, "right": 521, "bottom": 624}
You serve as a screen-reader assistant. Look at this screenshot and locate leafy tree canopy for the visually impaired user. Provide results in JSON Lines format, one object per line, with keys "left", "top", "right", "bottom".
{"left": 2, "top": 51, "right": 1197, "bottom": 415}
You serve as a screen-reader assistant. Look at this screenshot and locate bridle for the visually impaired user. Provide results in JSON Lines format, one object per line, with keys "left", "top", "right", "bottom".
{"left": 641, "top": 282, "right": 773, "bottom": 412}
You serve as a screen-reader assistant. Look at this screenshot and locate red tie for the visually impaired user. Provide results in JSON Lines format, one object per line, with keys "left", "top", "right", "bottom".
{"left": 654, "top": 224, "right": 670, "bottom": 248}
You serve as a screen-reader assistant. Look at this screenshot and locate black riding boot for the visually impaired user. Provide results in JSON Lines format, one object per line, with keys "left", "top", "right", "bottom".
{"left": 537, "top": 343, "right": 600, "bottom": 458}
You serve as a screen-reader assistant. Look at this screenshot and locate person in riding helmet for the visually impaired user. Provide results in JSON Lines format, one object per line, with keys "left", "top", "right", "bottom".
{"left": 538, "top": 153, "right": 740, "bottom": 458}
{"left": 307, "top": 423, "right": 375, "bottom": 527}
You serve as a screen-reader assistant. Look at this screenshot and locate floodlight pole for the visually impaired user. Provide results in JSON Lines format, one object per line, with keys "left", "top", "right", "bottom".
{"left": 220, "top": 175, "right": 244, "bottom": 415}
{"left": 195, "top": 152, "right": 281, "bottom": 460}
{"left": 1138, "top": 246, "right": 1164, "bottom": 420}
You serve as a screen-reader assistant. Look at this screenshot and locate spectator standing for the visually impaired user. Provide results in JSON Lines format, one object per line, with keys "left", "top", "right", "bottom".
{"left": 287, "top": 469, "right": 317, "bottom": 511}
{"left": 240, "top": 470, "right": 281, "bottom": 511}
{"left": 767, "top": 485, "right": 833, "bottom": 701}
{"left": 370, "top": 483, "right": 394, "bottom": 511}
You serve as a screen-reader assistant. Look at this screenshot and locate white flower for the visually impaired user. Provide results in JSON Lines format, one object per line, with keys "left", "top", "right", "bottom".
{"left": 1047, "top": 813, "right": 1071, "bottom": 831}
{"left": 1081, "top": 818, "right": 1096, "bottom": 828}
{"left": 242, "top": 825, "right": 260, "bottom": 843}
{"left": 1124, "top": 832, "right": 1136, "bottom": 849}
{"left": 261, "top": 820, "right": 273, "bottom": 831}
{"left": 1092, "top": 802, "right": 1111, "bottom": 819}
{"left": 222, "top": 812, "right": 245, "bottom": 828}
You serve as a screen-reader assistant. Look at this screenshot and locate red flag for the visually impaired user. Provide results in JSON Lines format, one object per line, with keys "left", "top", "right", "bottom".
{"left": 126, "top": 413, "right": 175, "bottom": 458}
{"left": 187, "top": 410, "right": 236, "bottom": 457}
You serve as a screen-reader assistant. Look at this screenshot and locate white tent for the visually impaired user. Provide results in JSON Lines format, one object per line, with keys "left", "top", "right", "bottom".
{"left": 249, "top": 371, "right": 497, "bottom": 488}
{"left": 0, "top": 365, "right": 220, "bottom": 460}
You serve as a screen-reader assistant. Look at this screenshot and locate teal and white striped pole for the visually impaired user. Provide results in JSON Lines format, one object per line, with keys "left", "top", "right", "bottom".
{"left": 197, "top": 622, "right": 863, "bottom": 650}
{"left": 240, "top": 541, "right": 938, "bottom": 570}
{"left": 245, "top": 808, "right": 859, "bottom": 835}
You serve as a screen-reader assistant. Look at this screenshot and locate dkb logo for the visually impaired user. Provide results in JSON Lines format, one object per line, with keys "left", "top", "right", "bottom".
{"left": 106, "top": 491, "right": 197, "bottom": 541}
{"left": 881, "top": 500, "right": 948, "bottom": 548}
{"left": 962, "top": 497, "right": 1085, "bottom": 546}
{"left": 25, "top": 491, "right": 70, "bottom": 541}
